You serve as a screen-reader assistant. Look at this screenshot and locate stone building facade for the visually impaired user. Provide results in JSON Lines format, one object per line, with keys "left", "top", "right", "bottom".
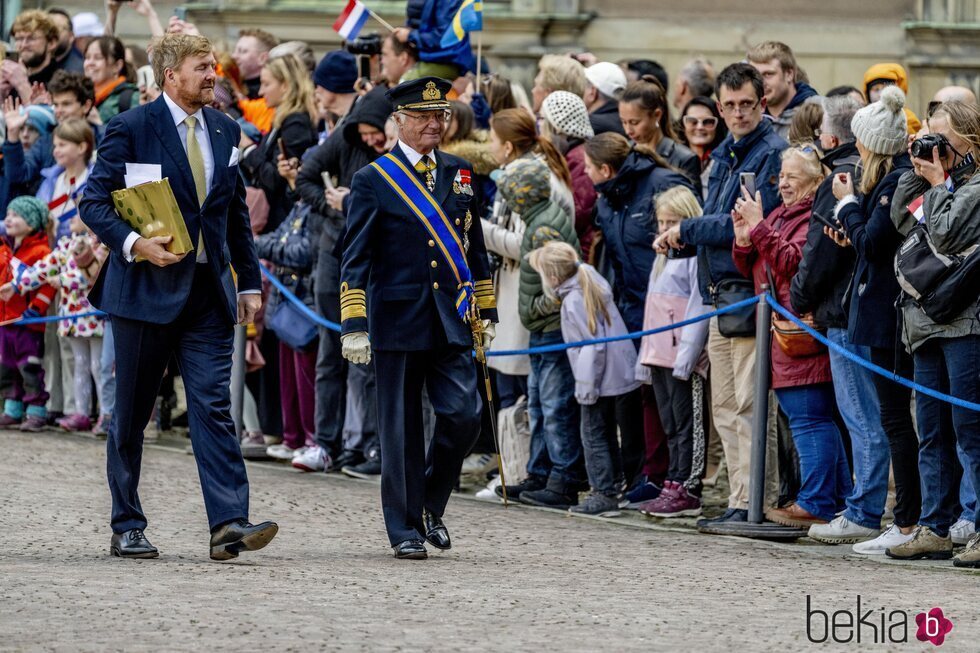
{"left": 44, "top": 0, "right": 980, "bottom": 114}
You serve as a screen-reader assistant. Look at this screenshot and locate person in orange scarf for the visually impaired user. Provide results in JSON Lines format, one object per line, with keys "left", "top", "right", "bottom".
{"left": 84, "top": 36, "right": 138, "bottom": 123}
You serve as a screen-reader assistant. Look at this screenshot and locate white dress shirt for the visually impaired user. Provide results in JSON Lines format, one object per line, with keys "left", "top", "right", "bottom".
{"left": 399, "top": 141, "right": 437, "bottom": 183}
{"left": 123, "top": 92, "right": 215, "bottom": 263}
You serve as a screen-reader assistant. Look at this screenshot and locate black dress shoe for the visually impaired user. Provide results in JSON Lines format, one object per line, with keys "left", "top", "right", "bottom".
{"left": 110, "top": 528, "right": 159, "bottom": 559}
{"left": 423, "top": 510, "right": 451, "bottom": 550}
{"left": 392, "top": 539, "right": 428, "bottom": 559}
{"left": 209, "top": 519, "right": 279, "bottom": 561}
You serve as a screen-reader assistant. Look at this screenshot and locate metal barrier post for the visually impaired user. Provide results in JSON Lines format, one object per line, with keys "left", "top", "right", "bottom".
{"left": 696, "top": 287, "right": 807, "bottom": 540}
{"left": 230, "top": 324, "right": 247, "bottom": 439}
{"left": 747, "top": 287, "right": 772, "bottom": 524}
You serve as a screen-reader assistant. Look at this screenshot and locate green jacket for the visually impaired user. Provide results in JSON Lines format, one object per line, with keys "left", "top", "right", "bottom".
{"left": 96, "top": 82, "right": 139, "bottom": 124}
{"left": 518, "top": 200, "right": 580, "bottom": 334}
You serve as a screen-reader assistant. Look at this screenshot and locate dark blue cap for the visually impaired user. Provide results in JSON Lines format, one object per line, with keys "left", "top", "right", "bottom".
{"left": 314, "top": 50, "right": 358, "bottom": 94}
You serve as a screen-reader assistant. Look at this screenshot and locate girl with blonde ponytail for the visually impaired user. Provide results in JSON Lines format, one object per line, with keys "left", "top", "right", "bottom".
{"left": 528, "top": 241, "right": 641, "bottom": 517}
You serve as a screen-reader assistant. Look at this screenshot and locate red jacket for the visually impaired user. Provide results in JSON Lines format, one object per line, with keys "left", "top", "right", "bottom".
{"left": 0, "top": 231, "right": 56, "bottom": 332}
{"left": 566, "top": 144, "right": 598, "bottom": 262}
{"left": 732, "top": 196, "right": 832, "bottom": 389}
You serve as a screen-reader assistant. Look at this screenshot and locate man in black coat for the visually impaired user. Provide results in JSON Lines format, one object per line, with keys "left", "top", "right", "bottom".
{"left": 339, "top": 78, "right": 497, "bottom": 559}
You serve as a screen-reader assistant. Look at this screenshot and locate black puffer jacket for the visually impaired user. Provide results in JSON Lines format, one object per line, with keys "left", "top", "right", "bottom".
{"left": 295, "top": 87, "right": 392, "bottom": 252}
{"left": 790, "top": 142, "right": 861, "bottom": 329}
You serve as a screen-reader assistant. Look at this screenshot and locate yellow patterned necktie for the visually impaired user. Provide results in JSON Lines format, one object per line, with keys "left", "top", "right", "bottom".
{"left": 184, "top": 115, "right": 206, "bottom": 257}
{"left": 415, "top": 155, "right": 436, "bottom": 192}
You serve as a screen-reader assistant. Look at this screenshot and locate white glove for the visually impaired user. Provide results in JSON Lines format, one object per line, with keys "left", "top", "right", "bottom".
{"left": 341, "top": 331, "right": 371, "bottom": 365}
{"left": 481, "top": 320, "right": 496, "bottom": 350}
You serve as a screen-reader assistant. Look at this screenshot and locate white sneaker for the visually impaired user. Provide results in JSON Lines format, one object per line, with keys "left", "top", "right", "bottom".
{"left": 808, "top": 515, "right": 880, "bottom": 544}
{"left": 292, "top": 445, "right": 329, "bottom": 472}
{"left": 852, "top": 524, "right": 915, "bottom": 555}
{"left": 461, "top": 453, "right": 496, "bottom": 476}
{"left": 951, "top": 518, "right": 977, "bottom": 545}
{"left": 475, "top": 476, "right": 503, "bottom": 503}
{"left": 266, "top": 444, "right": 303, "bottom": 461}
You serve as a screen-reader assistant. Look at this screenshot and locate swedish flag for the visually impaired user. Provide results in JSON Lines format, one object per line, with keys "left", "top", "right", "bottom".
{"left": 440, "top": 0, "right": 483, "bottom": 48}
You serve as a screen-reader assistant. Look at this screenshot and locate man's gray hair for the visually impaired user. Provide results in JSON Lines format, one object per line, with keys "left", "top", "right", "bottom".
{"left": 679, "top": 57, "right": 715, "bottom": 98}
{"left": 822, "top": 95, "right": 861, "bottom": 142}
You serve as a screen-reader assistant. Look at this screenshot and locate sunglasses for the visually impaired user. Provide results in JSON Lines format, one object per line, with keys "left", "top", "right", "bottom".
{"left": 682, "top": 115, "right": 719, "bottom": 129}
{"left": 927, "top": 100, "right": 943, "bottom": 118}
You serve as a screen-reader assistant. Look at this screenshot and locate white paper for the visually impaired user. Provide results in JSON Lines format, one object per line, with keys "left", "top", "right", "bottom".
{"left": 124, "top": 163, "right": 162, "bottom": 188}
{"left": 228, "top": 147, "right": 240, "bottom": 166}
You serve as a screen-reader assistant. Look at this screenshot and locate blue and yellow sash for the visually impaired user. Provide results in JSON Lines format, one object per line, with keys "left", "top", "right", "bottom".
{"left": 371, "top": 153, "right": 474, "bottom": 321}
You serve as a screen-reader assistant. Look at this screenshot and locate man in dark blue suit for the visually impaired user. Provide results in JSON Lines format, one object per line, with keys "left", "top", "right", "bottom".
{"left": 79, "top": 34, "right": 278, "bottom": 561}
{"left": 340, "top": 77, "right": 498, "bottom": 559}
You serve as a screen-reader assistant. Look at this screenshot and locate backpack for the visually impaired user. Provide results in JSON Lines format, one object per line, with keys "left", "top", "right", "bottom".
{"left": 895, "top": 222, "right": 980, "bottom": 323}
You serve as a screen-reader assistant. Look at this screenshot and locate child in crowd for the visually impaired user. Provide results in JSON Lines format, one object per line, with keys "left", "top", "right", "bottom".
{"left": 13, "top": 210, "right": 106, "bottom": 432}
{"left": 0, "top": 197, "right": 56, "bottom": 431}
{"left": 635, "top": 187, "right": 710, "bottom": 518}
{"left": 529, "top": 241, "right": 640, "bottom": 517}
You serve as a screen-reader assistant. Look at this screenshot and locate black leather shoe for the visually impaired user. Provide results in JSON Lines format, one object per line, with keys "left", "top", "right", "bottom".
{"left": 209, "top": 519, "right": 279, "bottom": 561}
{"left": 423, "top": 510, "right": 451, "bottom": 550}
{"left": 110, "top": 528, "right": 159, "bottom": 559}
{"left": 392, "top": 539, "right": 428, "bottom": 559}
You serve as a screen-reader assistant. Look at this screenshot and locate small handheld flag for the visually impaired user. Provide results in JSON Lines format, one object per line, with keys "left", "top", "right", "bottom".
{"left": 333, "top": 0, "right": 370, "bottom": 41}
{"left": 440, "top": 0, "right": 483, "bottom": 48}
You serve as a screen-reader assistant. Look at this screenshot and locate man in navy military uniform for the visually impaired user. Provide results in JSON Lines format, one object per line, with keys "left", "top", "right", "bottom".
{"left": 339, "top": 77, "right": 497, "bottom": 559}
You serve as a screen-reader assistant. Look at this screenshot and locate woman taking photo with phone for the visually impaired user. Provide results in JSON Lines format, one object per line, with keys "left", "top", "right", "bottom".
{"left": 825, "top": 86, "right": 918, "bottom": 555}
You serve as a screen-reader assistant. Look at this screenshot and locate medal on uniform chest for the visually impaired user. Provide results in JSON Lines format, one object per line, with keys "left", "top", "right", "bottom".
{"left": 454, "top": 169, "right": 474, "bottom": 196}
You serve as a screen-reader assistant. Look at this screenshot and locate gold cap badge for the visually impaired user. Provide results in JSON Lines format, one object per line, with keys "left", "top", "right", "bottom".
{"left": 422, "top": 81, "right": 441, "bottom": 101}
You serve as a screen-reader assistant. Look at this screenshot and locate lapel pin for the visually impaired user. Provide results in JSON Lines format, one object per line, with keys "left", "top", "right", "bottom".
{"left": 216, "top": 128, "right": 221, "bottom": 134}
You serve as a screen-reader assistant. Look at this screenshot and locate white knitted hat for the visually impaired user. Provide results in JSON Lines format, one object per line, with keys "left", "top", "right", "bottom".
{"left": 541, "top": 91, "right": 595, "bottom": 140}
{"left": 850, "top": 85, "right": 908, "bottom": 156}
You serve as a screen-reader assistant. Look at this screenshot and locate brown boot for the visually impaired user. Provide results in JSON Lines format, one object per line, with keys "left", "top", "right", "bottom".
{"left": 765, "top": 503, "right": 828, "bottom": 528}
{"left": 953, "top": 533, "right": 980, "bottom": 568}
{"left": 885, "top": 526, "right": 952, "bottom": 560}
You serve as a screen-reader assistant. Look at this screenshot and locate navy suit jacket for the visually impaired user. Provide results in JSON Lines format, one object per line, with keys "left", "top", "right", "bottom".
{"left": 79, "top": 94, "right": 260, "bottom": 325}
{"left": 339, "top": 145, "right": 497, "bottom": 351}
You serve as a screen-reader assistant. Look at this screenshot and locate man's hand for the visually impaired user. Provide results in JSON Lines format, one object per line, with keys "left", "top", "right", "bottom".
{"left": 653, "top": 225, "right": 683, "bottom": 254}
{"left": 132, "top": 235, "right": 186, "bottom": 267}
{"left": 325, "top": 187, "right": 351, "bottom": 212}
{"left": 0, "top": 283, "right": 15, "bottom": 302}
{"left": 132, "top": 0, "right": 157, "bottom": 18}
{"left": 237, "top": 293, "right": 262, "bottom": 325}
{"left": 392, "top": 27, "right": 411, "bottom": 43}
{"left": 341, "top": 331, "right": 371, "bottom": 365}
{"left": 2, "top": 59, "right": 31, "bottom": 102}
{"left": 481, "top": 320, "right": 495, "bottom": 350}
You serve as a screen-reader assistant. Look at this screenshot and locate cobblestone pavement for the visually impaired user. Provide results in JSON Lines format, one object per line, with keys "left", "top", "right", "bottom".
{"left": 1, "top": 429, "right": 977, "bottom": 652}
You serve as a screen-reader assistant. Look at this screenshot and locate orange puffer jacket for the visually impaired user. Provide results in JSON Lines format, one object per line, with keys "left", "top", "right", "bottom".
{"left": 0, "top": 231, "right": 56, "bottom": 331}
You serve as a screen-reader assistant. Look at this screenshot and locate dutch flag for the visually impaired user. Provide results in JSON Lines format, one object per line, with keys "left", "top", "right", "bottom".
{"left": 333, "top": 0, "right": 370, "bottom": 41}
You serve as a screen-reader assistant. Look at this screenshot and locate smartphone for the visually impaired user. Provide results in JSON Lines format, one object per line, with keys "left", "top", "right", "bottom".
{"left": 812, "top": 211, "right": 846, "bottom": 236}
{"left": 321, "top": 171, "right": 335, "bottom": 191}
{"left": 173, "top": 6, "right": 188, "bottom": 21}
{"left": 739, "top": 172, "right": 757, "bottom": 198}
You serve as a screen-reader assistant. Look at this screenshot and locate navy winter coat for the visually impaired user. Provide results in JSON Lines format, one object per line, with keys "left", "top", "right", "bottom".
{"left": 595, "top": 151, "right": 694, "bottom": 332}
{"left": 679, "top": 119, "right": 787, "bottom": 304}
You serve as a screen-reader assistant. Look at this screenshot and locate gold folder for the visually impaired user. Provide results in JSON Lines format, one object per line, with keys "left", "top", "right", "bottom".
{"left": 110, "top": 178, "right": 194, "bottom": 256}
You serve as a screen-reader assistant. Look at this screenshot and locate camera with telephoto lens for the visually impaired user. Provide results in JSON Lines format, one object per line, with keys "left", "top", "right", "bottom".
{"left": 911, "top": 133, "right": 949, "bottom": 161}
{"left": 345, "top": 33, "right": 382, "bottom": 56}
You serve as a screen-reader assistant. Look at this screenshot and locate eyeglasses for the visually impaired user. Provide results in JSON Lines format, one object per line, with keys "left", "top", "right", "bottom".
{"left": 12, "top": 32, "right": 44, "bottom": 45}
{"left": 400, "top": 110, "right": 452, "bottom": 124}
{"left": 682, "top": 115, "right": 719, "bottom": 129}
{"left": 719, "top": 99, "right": 760, "bottom": 115}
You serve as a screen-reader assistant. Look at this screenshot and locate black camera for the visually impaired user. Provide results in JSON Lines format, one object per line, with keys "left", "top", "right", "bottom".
{"left": 910, "top": 133, "right": 949, "bottom": 161}
{"left": 345, "top": 33, "right": 382, "bottom": 57}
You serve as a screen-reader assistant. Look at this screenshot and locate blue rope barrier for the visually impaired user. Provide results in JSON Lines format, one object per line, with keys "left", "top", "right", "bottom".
{"left": 14, "top": 310, "right": 107, "bottom": 326}
{"left": 766, "top": 295, "right": 980, "bottom": 413}
{"left": 260, "top": 265, "right": 342, "bottom": 331}
{"left": 485, "top": 295, "right": 762, "bottom": 356}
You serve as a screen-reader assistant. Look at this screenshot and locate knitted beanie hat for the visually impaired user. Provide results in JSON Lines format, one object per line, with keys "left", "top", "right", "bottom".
{"left": 497, "top": 158, "right": 551, "bottom": 214}
{"left": 850, "top": 85, "right": 908, "bottom": 156}
{"left": 7, "top": 196, "right": 50, "bottom": 233}
{"left": 541, "top": 91, "right": 595, "bottom": 140}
